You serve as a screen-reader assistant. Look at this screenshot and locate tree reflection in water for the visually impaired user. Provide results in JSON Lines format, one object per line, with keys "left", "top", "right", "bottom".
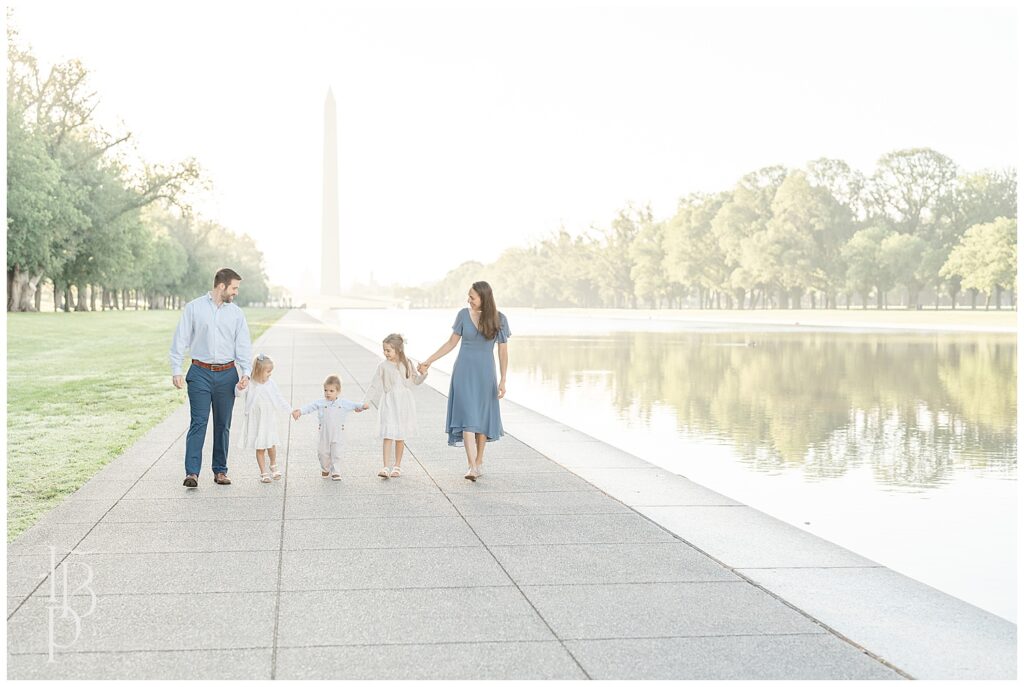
{"left": 511, "top": 332, "right": 1016, "bottom": 489}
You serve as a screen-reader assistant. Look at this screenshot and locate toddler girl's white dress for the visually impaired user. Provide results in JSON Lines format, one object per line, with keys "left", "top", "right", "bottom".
{"left": 363, "top": 358, "right": 427, "bottom": 440}
{"left": 241, "top": 379, "right": 291, "bottom": 450}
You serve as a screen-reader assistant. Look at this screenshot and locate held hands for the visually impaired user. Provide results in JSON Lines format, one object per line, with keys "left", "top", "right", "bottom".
{"left": 291, "top": 409, "right": 301, "bottom": 420}
{"left": 237, "top": 375, "right": 250, "bottom": 390}
{"left": 172, "top": 375, "right": 184, "bottom": 389}
{"left": 361, "top": 403, "right": 370, "bottom": 410}
{"left": 417, "top": 362, "right": 430, "bottom": 375}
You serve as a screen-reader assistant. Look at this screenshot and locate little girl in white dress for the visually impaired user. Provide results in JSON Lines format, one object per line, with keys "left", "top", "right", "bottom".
{"left": 363, "top": 333, "right": 428, "bottom": 478}
{"left": 238, "top": 353, "right": 291, "bottom": 483}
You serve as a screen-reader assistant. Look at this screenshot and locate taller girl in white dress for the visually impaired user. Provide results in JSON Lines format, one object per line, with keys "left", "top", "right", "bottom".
{"left": 363, "top": 333, "right": 428, "bottom": 479}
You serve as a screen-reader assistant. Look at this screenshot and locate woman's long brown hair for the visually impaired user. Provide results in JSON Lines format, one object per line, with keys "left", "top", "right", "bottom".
{"left": 472, "top": 281, "right": 500, "bottom": 340}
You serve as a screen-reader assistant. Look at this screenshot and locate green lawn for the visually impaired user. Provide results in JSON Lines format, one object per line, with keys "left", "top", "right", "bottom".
{"left": 6, "top": 307, "right": 288, "bottom": 540}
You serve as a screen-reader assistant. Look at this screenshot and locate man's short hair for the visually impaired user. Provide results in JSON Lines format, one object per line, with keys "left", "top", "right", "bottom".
{"left": 214, "top": 268, "right": 242, "bottom": 287}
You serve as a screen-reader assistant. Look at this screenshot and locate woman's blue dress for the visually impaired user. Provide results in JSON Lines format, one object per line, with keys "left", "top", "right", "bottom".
{"left": 446, "top": 308, "right": 511, "bottom": 446}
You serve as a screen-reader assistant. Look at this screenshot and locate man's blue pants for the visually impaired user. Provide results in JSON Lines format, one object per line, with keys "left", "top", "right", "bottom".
{"left": 184, "top": 365, "right": 238, "bottom": 476}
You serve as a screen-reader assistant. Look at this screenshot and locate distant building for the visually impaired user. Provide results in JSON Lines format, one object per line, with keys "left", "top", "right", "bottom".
{"left": 321, "top": 88, "right": 340, "bottom": 296}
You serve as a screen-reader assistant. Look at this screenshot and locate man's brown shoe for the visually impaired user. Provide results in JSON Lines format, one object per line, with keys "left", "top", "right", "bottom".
{"left": 183, "top": 474, "right": 198, "bottom": 488}
{"left": 213, "top": 473, "right": 231, "bottom": 485}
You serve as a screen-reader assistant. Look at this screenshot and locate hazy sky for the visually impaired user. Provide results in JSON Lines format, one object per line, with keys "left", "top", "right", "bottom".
{"left": 7, "top": 1, "right": 1018, "bottom": 298}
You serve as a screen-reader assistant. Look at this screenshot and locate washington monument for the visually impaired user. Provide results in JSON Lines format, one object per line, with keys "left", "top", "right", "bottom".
{"left": 321, "top": 88, "right": 340, "bottom": 296}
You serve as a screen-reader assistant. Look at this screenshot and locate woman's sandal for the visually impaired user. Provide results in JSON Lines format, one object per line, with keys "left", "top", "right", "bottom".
{"left": 331, "top": 473, "right": 342, "bottom": 481}
{"left": 390, "top": 465, "right": 402, "bottom": 478}
{"left": 269, "top": 464, "right": 282, "bottom": 480}
{"left": 259, "top": 472, "right": 272, "bottom": 484}
{"left": 464, "top": 468, "right": 477, "bottom": 482}
{"left": 377, "top": 467, "right": 390, "bottom": 479}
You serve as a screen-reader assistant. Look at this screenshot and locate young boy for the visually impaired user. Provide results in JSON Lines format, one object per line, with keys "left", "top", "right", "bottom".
{"left": 292, "top": 375, "right": 365, "bottom": 480}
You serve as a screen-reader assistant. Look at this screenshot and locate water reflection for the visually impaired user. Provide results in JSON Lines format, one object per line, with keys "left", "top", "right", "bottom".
{"left": 511, "top": 332, "right": 1017, "bottom": 489}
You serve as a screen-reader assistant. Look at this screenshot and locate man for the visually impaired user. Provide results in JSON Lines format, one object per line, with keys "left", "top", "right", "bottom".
{"left": 169, "top": 268, "right": 253, "bottom": 488}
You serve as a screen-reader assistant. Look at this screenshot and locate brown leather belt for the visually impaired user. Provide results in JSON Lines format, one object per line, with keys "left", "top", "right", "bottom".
{"left": 191, "top": 360, "right": 235, "bottom": 372}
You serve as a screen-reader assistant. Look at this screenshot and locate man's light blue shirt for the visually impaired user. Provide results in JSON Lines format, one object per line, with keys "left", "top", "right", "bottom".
{"left": 169, "top": 293, "right": 253, "bottom": 377}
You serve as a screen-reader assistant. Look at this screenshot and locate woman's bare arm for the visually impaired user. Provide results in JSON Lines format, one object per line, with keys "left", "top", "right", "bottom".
{"left": 497, "top": 342, "right": 508, "bottom": 398}
{"left": 418, "top": 333, "right": 460, "bottom": 374}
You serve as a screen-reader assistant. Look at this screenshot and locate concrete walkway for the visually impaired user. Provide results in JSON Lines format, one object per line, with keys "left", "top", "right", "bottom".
{"left": 6, "top": 311, "right": 1015, "bottom": 679}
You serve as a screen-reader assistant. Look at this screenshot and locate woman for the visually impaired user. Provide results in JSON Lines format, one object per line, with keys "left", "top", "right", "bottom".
{"left": 418, "top": 281, "right": 510, "bottom": 481}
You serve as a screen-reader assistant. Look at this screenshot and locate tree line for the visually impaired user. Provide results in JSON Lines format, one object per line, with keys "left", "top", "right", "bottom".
{"left": 408, "top": 153, "right": 1016, "bottom": 310}
{"left": 6, "top": 22, "right": 271, "bottom": 312}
